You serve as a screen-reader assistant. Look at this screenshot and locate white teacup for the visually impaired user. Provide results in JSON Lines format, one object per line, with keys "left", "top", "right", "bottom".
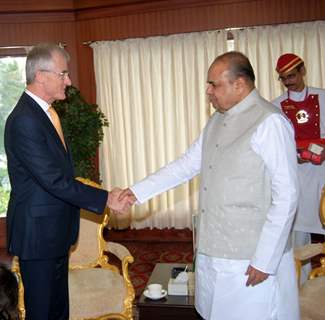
{"left": 147, "top": 283, "right": 163, "bottom": 298}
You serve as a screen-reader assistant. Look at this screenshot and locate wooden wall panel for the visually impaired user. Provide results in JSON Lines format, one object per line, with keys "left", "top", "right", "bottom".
{"left": 0, "top": 0, "right": 325, "bottom": 101}
{"left": 0, "top": 0, "right": 324, "bottom": 235}
{"left": 74, "top": 0, "right": 150, "bottom": 10}
{"left": 75, "top": 0, "right": 325, "bottom": 41}
{"left": 0, "top": 13, "right": 79, "bottom": 85}
{"left": 0, "top": 218, "right": 6, "bottom": 249}
{"left": 0, "top": 0, "right": 74, "bottom": 13}
{"left": 74, "top": 0, "right": 325, "bottom": 100}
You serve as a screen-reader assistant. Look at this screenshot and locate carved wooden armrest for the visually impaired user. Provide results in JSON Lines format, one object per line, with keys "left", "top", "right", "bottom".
{"left": 106, "top": 242, "right": 132, "bottom": 261}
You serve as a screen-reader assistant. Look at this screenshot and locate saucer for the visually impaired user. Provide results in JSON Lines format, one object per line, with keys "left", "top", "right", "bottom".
{"left": 143, "top": 289, "right": 167, "bottom": 300}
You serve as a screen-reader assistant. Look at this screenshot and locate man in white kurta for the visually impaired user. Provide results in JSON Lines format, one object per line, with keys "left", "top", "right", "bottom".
{"left": 272, "top": 53, "right": 325, "bottom": 282}
{"left": 120, "top": 52, "right": 300, "bottom": 319}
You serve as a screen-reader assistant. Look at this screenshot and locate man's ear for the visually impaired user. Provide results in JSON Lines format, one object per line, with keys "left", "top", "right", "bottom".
{"left": 34, "top": 70, "right": 44, "bottom": 84}
{"left": 300, "top": 66, "right": 307, "bottom": 77}
{"left": 234, "top": 77, "right": 245, "bottom": 91}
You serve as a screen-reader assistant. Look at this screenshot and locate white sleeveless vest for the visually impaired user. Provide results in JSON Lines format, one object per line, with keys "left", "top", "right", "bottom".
{"left": 197, "top": 90, "right": 282, "bottom": 259}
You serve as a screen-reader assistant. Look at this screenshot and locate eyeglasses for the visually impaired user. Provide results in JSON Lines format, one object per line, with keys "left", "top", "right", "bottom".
{"left": 278, "top": 71, "right": 298, "bottom": 82}
{"left": 40, "top": 69, "right": 70, "bottom": 80}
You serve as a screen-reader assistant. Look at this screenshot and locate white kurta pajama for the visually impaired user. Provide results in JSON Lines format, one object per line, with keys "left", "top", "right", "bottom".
{"left": 131, "top": 90, "right": 299, "bottom": 320}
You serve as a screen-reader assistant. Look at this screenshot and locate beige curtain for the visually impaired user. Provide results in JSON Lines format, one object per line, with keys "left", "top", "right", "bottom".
{"left": 93, "top": 20, "right": 325, "bottom": 229}
{"left": 91, "top": 30, "right": 228, "bottom": 229}
{"left": 232, "top": 21, "right": 325, "bottom": 100}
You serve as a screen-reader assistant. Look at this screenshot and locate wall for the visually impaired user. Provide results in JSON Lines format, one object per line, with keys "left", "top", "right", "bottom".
{"left": 0, "top": 1, "right": 78, "bottom": 85}
{"left": 74, "top": 0, "right": 325, "bottom": 101}
{"left": 0, "top": 0, "right": 324, "bottom": 247}
{"left": 0, "top": 0, "right": 324, "bottom": 100}
{"left": 0, "top": 217, "right": 6, "bottom": 249}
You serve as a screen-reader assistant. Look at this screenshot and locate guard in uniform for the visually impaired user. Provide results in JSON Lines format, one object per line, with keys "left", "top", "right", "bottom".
{"left": 272, "top": 53, "right": 325, "bottom": 282}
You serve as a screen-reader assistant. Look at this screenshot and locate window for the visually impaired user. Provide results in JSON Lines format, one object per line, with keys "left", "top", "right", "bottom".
{"left": 0, "top": 56, "right": 26, "bottom": 216}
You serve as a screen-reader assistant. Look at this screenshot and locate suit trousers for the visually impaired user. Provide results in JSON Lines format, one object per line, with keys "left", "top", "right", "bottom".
{"left": 20, "top": 255, "right": 69, "bottom": 320}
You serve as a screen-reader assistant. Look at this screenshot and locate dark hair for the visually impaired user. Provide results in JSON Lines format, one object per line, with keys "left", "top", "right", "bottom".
{"left": 214, "top": 51, "right": 255, "bottom": 84}
{"left": 0, "top": 264, "right": 18, "bottom": 319}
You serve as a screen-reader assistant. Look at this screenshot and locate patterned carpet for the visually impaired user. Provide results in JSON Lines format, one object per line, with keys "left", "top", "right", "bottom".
{"left": 126, "top": 241, "right": 193, "bottom": 297}
{"left": 107, "top": 230, "right": 325, "bottom": 299}
{"left": 105, "top": 228, "right": 194, "bottom": 298}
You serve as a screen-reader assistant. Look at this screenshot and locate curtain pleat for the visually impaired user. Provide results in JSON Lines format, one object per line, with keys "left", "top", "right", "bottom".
{"left": 92, "top": 30, "right": 227, "bottom": 229}
{"left": 232, "top": 21, "right": 325, "bottom": 100}
{"left": 92, "top": 20, "right": 325, "bottom": 229}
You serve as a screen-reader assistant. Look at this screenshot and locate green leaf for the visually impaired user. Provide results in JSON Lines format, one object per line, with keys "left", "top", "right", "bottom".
{"left": 53, "top": 85, "right": 109, "bottom": 181}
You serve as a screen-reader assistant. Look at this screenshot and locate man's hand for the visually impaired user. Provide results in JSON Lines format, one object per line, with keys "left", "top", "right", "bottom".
{"left": 107, "top": 188, "right": 134, "bottom": 213}
{"left": 118, "top": 188, "right": 137, "bottom": 205}
{"left": 245, "top": 265, "right": 269, "bottom": 287}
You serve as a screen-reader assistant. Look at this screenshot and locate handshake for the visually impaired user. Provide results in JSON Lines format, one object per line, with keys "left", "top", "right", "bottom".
{"left": 106, "top": 188, "right": 137, "bottom": 214}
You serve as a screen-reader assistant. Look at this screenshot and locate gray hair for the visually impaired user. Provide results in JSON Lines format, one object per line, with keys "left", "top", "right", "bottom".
{"left": 25, "top": 43, "right": 70, "bottom": 85}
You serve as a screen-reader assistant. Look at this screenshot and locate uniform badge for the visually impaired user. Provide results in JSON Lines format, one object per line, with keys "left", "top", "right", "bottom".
{"left": 282, "top": 104, "right": 296, "bottom": 110}
{"left": 296, "top": 110, "right": 309, "bottom": 124}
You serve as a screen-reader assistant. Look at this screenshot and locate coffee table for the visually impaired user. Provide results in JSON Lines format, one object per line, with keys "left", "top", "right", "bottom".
{"left": 137, "top": 263, "right": 202, "bottom": 320}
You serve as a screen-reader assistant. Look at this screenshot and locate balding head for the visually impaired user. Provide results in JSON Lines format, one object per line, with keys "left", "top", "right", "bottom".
{"left": 206, "top": 51, "right": 255, "bottom": 112}
{"left": 211, "top": 51, "right": 255, "bottom": 88}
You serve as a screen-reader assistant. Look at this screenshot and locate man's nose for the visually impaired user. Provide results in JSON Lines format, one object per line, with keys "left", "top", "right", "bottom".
{"left": 65, "top": 76, "right": 72, "bottom": 86}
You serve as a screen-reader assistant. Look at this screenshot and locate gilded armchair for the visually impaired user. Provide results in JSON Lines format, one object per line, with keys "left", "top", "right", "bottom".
{"left": 293, "top": 185, "right": 325, "bottom": 320}
{"left": 12, "top": 178, "right": 135, "bottom": 320}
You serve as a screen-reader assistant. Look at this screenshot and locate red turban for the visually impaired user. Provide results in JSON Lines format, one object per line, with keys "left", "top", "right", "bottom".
{"left": 276, "top": 53, "right": 304, "bottom": 74}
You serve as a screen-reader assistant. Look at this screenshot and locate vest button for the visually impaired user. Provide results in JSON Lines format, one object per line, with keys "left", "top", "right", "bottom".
{"left": 204, "top": 187, "right": 207, "bottom": 191}
{"left": 215, "top": 144, "right": 219, "bottom": 148}
{"left": 209, "top": 165, "right": 213, "bottom": 169}
{"left": 201, "top": 209, "right": 205, "bottom": 213}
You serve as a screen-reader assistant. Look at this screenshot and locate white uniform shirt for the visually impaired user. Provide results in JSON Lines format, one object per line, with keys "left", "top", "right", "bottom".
{"left": 273, "top": 87, "right": 325, "bottom": 234}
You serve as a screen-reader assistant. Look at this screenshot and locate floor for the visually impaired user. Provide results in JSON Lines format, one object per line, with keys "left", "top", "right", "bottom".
{"left": 106, "top": 228, "right": 194, "bottom": 320}
{"left": 1, "top": 228, "right": 324, "bottom": 320}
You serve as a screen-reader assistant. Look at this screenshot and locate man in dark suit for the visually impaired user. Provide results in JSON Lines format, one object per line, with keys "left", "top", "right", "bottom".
{"left": 4, "top": 43, "right": 129, "bottom": 320}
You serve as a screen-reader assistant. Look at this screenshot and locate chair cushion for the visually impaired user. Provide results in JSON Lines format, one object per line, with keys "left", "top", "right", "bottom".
{"left": 69, "top": 213, "right": 103, "bottom": 266}
{"left": 69, "top": 268, "right": 127, "bottom": 319}
{"left": 300, "top": 276, "right": 325, "bottom": 320}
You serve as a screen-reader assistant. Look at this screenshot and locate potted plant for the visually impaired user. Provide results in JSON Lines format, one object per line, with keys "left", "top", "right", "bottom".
{"left": 53, "top": 85, "right": 108, "bottom": 181}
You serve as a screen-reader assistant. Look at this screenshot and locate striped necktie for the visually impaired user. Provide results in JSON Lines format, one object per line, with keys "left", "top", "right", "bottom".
{"left": 48, "top": 106, "right": 67, "bottom": 150}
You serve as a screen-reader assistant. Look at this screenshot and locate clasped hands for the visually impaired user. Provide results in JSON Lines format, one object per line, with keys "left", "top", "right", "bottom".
{"left": 107, "top": 188, "right": 137, "bottom": 213}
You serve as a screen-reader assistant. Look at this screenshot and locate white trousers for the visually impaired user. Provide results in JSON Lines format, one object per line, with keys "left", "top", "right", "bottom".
{"left": 195, "top": 251, "right": 299, "bottom": 320}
